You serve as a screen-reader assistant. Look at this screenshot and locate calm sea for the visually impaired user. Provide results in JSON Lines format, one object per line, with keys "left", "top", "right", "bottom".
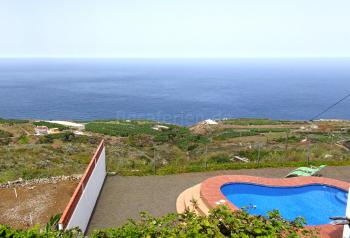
{"left": 0, "top": 58, "right": 349, "bottom": 125}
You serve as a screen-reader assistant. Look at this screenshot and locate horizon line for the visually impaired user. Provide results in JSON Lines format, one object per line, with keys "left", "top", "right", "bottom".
{"left": 1, "top": 56, "right": 350, "bottom": 60}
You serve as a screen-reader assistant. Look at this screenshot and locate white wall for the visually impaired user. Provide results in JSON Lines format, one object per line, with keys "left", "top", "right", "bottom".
{"left": 65, "top": 147, "right": 106, "bottom": 233}
{"left": 343, "top": 188, "right": 350, "bottom": 238}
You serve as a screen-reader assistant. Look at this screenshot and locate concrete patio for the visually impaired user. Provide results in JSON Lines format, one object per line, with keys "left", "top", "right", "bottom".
{"left": 87, "top": 166, "right": 350, "bottom": 233}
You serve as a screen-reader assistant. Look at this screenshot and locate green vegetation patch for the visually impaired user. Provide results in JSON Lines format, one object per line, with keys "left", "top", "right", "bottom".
{"left": 213, "top": 129, "right": 257, "bottom": 140}
{"left": 213, "top": 128, "right": 291, "bottom": 141}
{"left": 18, "top": 135, "right": 29, "bottom": 145}
{"left": 85, "top": 121, "right": 158, "bottom": 137}
{"left": 222, "top": 118, "right": 299, "bottom": 125}
{"left": 274, "top": 135, "right": 301, "bottom": 143}
{"left": 209, "top": 154, "right": 231, "bottom": 163}
{"left": 0, "top": 118, "right": 28, "bottom": 124}
{"left": 250, "top": 128, "right": 291, "bottom": 133}
{"left": 86, "top": 121, "right": 209, "bottom": 151}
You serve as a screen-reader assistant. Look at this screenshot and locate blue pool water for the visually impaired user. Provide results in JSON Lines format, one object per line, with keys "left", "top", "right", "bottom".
{"left": 221, "top": 183, "right": 348, "bottom": 225}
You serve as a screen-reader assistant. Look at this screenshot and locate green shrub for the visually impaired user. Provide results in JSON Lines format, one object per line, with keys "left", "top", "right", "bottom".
{"left": 46, "top": 132, "right": 75, "bottom": 142}
{"left": 0, "top": 129, "right": 12, "bottom": 138}
{"left": 175, "top": 134, "right": 209, "bottom": 151}
{"left": 209, "top": 154, "right": 231, "bottom": 163}
{"left": 128, "top": 134, "right": 154, "bottom": 147}
{"left": 0, "top": 137, "right": 11, "bottom": 145}
{"left": 37, "top": 133, "right": 90, "bottom": 144}
{"left": 213, "top": 129, "right": 257, "bottom": 141}
{"left": 38, "top": 135, "right": 54, "bottom": 144}
{"left": 18, "top": 135, "right": 29, "bottom": 145}
{"left": 274, "top": 135, "right": 300, "bottom": 143}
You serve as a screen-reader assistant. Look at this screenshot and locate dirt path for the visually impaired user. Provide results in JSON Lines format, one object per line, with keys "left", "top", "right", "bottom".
{"left": 0, "top": 180, "right": 78, "bottom": 229}
{"left": 87, "top": 166, "right": 350, "bottom": 233}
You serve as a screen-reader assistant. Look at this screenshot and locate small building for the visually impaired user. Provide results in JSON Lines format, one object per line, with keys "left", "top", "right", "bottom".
{"left": 35, "top": 126, "right": 49, "bottom": 135}
{"left": 200, "top": 119, "right": 218, "bottom": 125}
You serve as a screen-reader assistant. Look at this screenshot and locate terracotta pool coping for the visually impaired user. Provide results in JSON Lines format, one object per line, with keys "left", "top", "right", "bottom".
{"left": 200, "top": 175, "right": 350, "bottom": 238}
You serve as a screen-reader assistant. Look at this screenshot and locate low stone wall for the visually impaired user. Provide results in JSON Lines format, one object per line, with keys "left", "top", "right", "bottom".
{"left": 0, "top": 175, "right": 82, "bottom": 189}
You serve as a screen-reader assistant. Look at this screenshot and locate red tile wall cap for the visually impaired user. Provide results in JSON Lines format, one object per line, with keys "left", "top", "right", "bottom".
{"left": 58, "top": 140, "right": 105, "bottom": 229}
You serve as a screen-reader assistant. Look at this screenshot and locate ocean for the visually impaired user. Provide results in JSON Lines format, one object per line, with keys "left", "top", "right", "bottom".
{"left": 0, "top": 58, "right": 349, "bottom": 125}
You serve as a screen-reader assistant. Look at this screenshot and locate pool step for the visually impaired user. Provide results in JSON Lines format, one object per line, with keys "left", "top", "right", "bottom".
{"left": 176, "top": 183, "right": 210, "bottom": 216}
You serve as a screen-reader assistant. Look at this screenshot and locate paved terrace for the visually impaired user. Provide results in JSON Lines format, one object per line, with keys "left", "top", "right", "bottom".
{"left": 87, "top": 166, "right": 350, "bottom": 233}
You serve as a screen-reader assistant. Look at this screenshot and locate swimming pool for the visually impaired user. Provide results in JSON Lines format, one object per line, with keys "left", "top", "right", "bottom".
{"left": 221, "top": 183, "right": 348, "bottom": 225}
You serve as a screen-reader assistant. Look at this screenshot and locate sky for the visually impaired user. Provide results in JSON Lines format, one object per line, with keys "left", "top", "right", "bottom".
{"left": 0, "top": 0, "right": 350, "bottom": 58}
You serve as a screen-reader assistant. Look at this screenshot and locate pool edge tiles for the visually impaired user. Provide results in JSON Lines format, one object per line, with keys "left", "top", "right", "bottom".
{"left": 220, "top": 183, "right": 347, "bottom": 225}
{"left": 200, "top": 175, "right": 350, "bottom": 238}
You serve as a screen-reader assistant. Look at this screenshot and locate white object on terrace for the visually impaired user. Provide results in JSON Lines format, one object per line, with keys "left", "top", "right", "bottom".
{"left": 343, "top": 188, "right": 350, "bottom": 238}
{"left": 231, "top": 156, "right": 249, "bottom": 163}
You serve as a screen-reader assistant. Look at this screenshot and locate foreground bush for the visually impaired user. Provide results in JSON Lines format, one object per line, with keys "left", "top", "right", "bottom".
{"left": 0, "top": 226, "right": 81, "bottom": 238}
{"left": 0, "top": 206, "right": 318, "bottom": 238}
{"left": 92, "top": 206, "right": 318, "bottom": 238}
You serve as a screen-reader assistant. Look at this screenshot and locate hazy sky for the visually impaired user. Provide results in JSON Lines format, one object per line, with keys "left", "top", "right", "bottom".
{"left": 0, "top": 0, "right": 350, "bottom": 58}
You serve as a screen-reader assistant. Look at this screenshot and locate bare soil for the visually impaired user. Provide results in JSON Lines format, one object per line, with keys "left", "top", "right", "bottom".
{"left": 0, "top": 180, "right": 78, "bottom": 229}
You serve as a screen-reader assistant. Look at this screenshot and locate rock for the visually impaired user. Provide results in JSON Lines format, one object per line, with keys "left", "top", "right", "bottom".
{"left": 107, "top": 172, "right": 117, "bottom": 176}
{"left": 324, "top": 154, "right": 333, "bottom": 159}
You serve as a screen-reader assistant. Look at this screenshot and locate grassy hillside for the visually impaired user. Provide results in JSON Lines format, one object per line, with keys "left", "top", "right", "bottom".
{"left": 1, "top": 118, "right": 350, "bottom": 182}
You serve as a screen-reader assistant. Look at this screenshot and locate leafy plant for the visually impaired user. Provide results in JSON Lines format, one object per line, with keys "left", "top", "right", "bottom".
{"left": 0, "top": 223, "right": 81, "bottom": 238}
{"left": 45, "top": 214, "right": 62, "bottom": 233}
